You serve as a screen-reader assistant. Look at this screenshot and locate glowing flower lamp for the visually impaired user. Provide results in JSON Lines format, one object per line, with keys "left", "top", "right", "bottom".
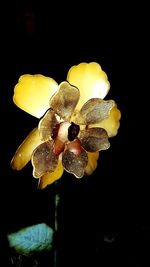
{"left": 11, "top": 62, "right": 121, "bottom": 189}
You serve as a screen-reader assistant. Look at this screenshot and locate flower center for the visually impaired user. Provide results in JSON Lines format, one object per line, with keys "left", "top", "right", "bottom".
{"left": 68, "top": 122, "right": 80, "bottom": 141}
{"left": 53, "top": 121, "right": 80, "bottom": 143}
{"left": 57, "top": 122, "right": 71, "bottom": 143}
{"left": 52, "top": 121, "right": 80, "bottom": 156}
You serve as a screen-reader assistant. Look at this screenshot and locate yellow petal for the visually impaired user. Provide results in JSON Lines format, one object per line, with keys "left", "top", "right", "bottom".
{"left": 84, "top": 151, "right": 99, "bottom": 176}
{"left": 11, "top": 128, "right": 43, "bottom": 170}
{"left": 13, "top": 74, "right": 58, "bottom": 118}
{"left": 39, "top": 160, "right": 64, "bottom": 189}
{"left": 67, "top": 62, "right": 110, "bottom": 110}
{"left": 90, "top": 106, "right": 121, "bottom": 137}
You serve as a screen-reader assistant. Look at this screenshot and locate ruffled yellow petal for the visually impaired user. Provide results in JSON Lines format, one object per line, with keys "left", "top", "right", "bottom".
{"left": 13, "top": 74, "right": 58, "bottom": 118}
{"left": 39, "top": 160, "right": 64, "bottom": 189}
{"left": 67, "top": 62, "right": 110, "bottom": 110}
{"left": 84, "top": 151, "right": 99, "bottom": 175}
{"left": 11, "top": 128, "right": 42, "bottom": 170}
{"left": 90, "top": 106, "right": 121, "bottom": 137}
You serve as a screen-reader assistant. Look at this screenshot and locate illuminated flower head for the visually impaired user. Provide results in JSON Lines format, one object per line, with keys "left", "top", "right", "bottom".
{"left": 11, "top": 62, "right": 121, "bottom": 189}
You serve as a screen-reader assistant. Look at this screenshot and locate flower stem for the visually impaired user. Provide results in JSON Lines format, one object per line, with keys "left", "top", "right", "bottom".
{"left": 54, "top": 192, "right": 60, "bottom": 267}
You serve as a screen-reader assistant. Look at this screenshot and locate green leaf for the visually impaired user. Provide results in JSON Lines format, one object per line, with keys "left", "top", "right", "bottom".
{"left": 7, "top": 223, "right": 54, "bottom": 256}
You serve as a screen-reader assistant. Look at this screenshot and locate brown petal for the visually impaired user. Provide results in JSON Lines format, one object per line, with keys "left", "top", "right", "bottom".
{"left": 91, "top": 105, "right": 121, "bottom": 137}
{"left": 75, "top": 98, "right": 115, "bottom": 125}
{"left": 31, "top": 141, "right": 58, "bottom": 178}
{"left": 50, "top": 81, "right": 80, "bottom": 120}
{"left": 38, "top": 109, "right": 58, "bottom": 141}
{"left": 62, "top": 147, "right": 88, "bottom": 178}
{"left": 79, "top": 128, "right": 110, "bottom": 152}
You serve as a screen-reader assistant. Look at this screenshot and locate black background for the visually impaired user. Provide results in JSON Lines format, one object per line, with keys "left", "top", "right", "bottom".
{"left": 0, "top": 2, "right": 147, "bottom": 267}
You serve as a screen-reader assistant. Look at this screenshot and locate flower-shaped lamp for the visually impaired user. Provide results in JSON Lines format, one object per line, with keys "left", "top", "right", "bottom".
{"left": 11, "top": 62, "right": 121, "bottom": 189}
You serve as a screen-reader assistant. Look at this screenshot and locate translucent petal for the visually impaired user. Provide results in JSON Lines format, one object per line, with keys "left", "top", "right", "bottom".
{"left": 11, "top": 128, "right": 42, "bottom": 170}
{"left": 38, "top": 160, "right": 64, "bottom": 189}
{"left": 67, "top": 62, "right": 110, "bottom": 110}
{"left": 50, "top": 81, "right": 80, "bottom": 120}
{"left": 84, "top": 151, "right": 99, "bottom": 175}
{"left": 31, "top": 141, "right": 58, "bottom": 178}
{"left": 13, "top": 74, "right": 58, "bottom": 118}
{"left": 75, "top": 98, "right": 115, "bottom": 125}
{"left": 79, "top": 128, "right": 110, "bottom": 152}
{"left": 90, "top": 106, "right": 121, "bottom": 137}
{"left": 39, "top": 109, "right": 58, "bottom": 141}
{"left": 62, "top": 147, "right": 88, "bottom": 178}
